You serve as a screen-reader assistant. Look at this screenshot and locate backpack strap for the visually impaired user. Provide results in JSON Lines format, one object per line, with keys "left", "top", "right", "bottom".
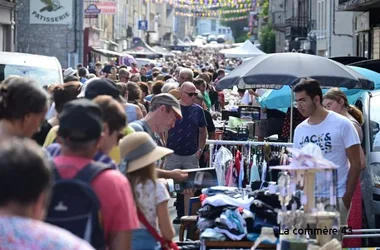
{"left": 75, "top": 161, "right": 113, "bottom": 183}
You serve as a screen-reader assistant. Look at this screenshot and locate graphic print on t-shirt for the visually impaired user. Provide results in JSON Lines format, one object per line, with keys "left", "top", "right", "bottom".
{"left": 299, "top": 133, "right": 332, "bottom": 154}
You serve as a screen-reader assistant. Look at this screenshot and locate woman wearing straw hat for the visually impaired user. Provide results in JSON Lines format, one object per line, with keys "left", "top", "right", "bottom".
{"left": 119, "top": 132, "right": 176, "bottom": 250}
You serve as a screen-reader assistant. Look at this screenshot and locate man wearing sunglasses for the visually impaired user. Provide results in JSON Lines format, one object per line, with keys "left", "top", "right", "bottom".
{"left": 165, "top": 81, "right": 208, "bottom": 223}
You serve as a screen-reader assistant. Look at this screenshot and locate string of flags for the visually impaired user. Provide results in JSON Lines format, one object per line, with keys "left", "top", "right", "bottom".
{"left": 175, "top": 8, "right": 251, "bottom": 16}
{"left": 142, "top": 0, "right": 257, "bottom": 8}
{"left": 174, "top": 11, "right": 247, "bottom": 21}
{"left": 175, "top": 2, "right": 253, "bottom": 9}
{"left": 220, "top": 15, "right": 248, "bottom": 21}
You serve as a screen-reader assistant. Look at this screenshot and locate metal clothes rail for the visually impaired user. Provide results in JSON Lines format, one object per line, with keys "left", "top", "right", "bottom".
{"left": 206, "top": 139, "right": 293, "bottom": 167}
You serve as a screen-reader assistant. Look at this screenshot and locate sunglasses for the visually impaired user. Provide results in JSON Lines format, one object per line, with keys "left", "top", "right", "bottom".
{"left": 185, "top": 92, "right": 197, "bottom": 97}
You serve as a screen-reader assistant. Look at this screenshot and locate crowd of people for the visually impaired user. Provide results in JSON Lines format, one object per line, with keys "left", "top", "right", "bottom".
{"left": 0, "top": 53, "right": 238, "bottom": 250}
{"left": 0, "top": 49, "right": 367, "bottom": 249}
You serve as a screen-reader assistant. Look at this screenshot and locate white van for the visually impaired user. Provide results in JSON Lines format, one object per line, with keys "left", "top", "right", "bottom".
{"left": 0, "top": 51, "right": 63, "bottom": 87}
{"left": 135, "top": 58, "right": 155, "bottom": 68}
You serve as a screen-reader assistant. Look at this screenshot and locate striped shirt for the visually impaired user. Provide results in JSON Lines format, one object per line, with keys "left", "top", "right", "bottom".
{"left": 46, "top": 143, "right": 118, "bottom": 170}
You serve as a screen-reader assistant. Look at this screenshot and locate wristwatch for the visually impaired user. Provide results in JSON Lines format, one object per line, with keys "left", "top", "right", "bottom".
{"left": 198, "top": 149, "right": 203, "bottom": 153}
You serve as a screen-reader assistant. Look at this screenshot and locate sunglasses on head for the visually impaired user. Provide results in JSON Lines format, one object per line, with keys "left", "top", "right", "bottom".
{"left": 185, "top": 92, "right": 197, "bottom": 97}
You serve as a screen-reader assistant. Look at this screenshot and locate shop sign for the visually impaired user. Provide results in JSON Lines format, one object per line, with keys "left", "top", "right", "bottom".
{"left": 96, "top": 2, "right": 117, "bottom": 15}
{"left": 138, "top": 20, "right": 148, "bottom": 31}
{"left": 30, "top": 0, "right": 73, "bottom": 25}
{"left": 85, "top": 4, "right": 101, "bottom": 19}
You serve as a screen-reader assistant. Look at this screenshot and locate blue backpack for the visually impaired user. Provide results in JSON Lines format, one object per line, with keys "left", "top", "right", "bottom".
{"left": 46, "top": 162, "right": 113, "bottom": 249}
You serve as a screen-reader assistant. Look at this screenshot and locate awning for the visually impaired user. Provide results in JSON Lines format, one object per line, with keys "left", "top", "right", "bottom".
{"left": 337, "top": 0, "right": 380, "bottom": 11}
{"left": 91, "top": 48, "right": 133, "bottom": 58}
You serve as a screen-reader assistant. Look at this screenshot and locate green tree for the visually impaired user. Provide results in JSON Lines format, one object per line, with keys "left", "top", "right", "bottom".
{"left": 259, "top": 0, "right": 269, "bottom": 18}
{"left": 258, "top": 0, "right": 275, "bottom": 53}
{"left": 259, "top": 25, "right": 276, "bottom": 53}
{"left": 219, "top": 6, "right": 250, "bottom": 43}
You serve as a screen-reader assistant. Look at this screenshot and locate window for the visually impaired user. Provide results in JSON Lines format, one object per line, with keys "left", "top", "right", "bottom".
{"left": 370, "top": 95, "right": 380, "bottom": 152}
{"left": 211, "top": 20, "right": 216, "bottom": 31}
{"left": 0, "top": 64, "right": 61, "bottom": 88}
{"left": 218, "top": 28, "right": 222, "bottom": 33}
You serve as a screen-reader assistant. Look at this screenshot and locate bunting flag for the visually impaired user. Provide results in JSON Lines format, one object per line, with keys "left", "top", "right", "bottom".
{"left": 174, "top": 11, "right": 247, "bottom": 21}
{"left": 142, "top": 0, "right": 258, "bottom": 8}
{"left": 220, "top": 16, "right": 247, "bottom": 21}
{"left": 174, "top": 8, "right": 251, "bottom": 16}
{"left": 174, "top": 2, "right": 253, "bottom": 9}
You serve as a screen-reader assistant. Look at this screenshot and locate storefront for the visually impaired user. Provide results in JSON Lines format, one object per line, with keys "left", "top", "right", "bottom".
{"left": 0, "top": 0, "right": 15, "bottom": 52}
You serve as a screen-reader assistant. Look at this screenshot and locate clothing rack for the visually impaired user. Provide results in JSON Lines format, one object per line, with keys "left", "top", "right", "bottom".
{"left": 206, "top": 140, "right": 293, "bottom": 168}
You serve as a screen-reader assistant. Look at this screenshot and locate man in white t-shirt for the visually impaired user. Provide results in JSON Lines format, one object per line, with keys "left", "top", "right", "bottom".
{"left": 292, "top": 78, "right": 361, "bottom": 226}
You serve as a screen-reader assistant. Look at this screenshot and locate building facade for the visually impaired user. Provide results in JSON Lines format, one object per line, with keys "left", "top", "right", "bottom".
{"left": 314, "top": 0, "right": 355, "bottom": 57}
{"left": 0, "top": 0, "right": 16, "bottom": 52}
{"left": 16, "top": 0, "right": 83, "bottom": 68}
{"left": 338, "top": 0, "right": 380, "bottom": 59}
{"left": 196, "top": 18, "right": 233, "bottom": 40}
{"left": 269, "top": 0, "right": 314, "bottom": 53}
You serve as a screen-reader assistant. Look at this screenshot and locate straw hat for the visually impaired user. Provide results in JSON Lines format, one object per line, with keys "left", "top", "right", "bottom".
{"left": 119, "top": 132, "right": 173, "bottom": 173}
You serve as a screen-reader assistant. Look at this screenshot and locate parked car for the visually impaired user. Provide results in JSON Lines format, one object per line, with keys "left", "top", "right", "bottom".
{"left": 0, "top": 51, "right": 63, "bottom": 87}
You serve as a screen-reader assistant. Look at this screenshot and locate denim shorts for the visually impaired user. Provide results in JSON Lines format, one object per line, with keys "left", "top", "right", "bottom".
{"left": 131, "top": 228, "right": 161, "bottom": 250}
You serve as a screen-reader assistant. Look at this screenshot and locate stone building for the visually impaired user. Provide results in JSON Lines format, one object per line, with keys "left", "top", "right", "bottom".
{"left": 16, "top": 0, "right": 83, "bottom": 68}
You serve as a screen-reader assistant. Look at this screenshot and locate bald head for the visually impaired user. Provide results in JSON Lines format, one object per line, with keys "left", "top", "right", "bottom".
{"left": 180, "top": 82, "right": 197, "bottom": 106}
{"left": 181, "top": 82, "right": 196, "bottom": 92}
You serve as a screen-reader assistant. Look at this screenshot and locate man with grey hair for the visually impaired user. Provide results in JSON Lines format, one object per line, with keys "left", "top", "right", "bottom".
{"left": 178, "top": 68, "right": 194, "bottom": 86}
{"left": 129, "top": 93, "right": 187, "bottom": 181}
{"left": 161, "top": 82, "right": 178, "bottom": 93}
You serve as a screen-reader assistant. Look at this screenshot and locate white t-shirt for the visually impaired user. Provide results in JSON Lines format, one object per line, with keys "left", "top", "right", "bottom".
{"left": 293, "top": 111, "right": 360, "bottom": 198}
{"left": 241, "top": 91, "right": 250, "bottom": 105}
{"left": 135, "top": 178, "right": 170, "bottom": 230}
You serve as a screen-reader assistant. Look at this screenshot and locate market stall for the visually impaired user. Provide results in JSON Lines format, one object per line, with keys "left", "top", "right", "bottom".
{"left": 220, "top": 40, "right": 265, "bottom": 59}
{"left": 187, "top": 142, "right": 347, "bottom": 250}
{"left": 123, "top": 37, "right": 162, "bottom": 59}
{"left": 90, "top": 48, "right": 136, "bottom": 67}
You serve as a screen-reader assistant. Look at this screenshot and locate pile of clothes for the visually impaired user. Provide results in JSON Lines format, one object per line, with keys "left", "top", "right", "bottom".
{"left": 198, "top": 186, "right": 300, "bottom": 242}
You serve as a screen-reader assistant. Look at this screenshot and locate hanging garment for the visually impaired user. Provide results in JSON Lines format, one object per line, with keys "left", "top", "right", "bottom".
{"left": 235, "top": 150, "right": 241, "bottom": 177}
{"left": 238, "top": 156, "right": 244, "bottom": 188}
{"left": 261, "top": 160, "right": 267, "bottom": 183}
{"left": 250, "top": 154, "right": 260, "bottom": 183}
{"left": 213, "top": 146, "right": 233, "bottom": 186}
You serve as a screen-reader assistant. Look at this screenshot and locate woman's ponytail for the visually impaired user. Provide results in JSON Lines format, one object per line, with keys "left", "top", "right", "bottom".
{"left": 348, "top": 105, "right": 364, "bottom": 125}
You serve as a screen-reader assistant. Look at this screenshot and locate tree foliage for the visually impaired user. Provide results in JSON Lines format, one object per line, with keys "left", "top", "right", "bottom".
{"left": 259, "top": 0, "right": 269, "bottom": 18}
{"left": 220, "top": 6, "right": 249, "bottom": 43}
{"left": 258, "top": 0, "right": 275, "bottom": 53}
{"left": 259, "top": 25, "right": 276, "bottom": 53}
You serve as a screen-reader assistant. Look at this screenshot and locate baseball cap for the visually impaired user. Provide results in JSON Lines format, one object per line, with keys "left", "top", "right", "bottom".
{"left": 58, "top": 99, "right": 103, "bottom": 142}
{"left": 83, "top": 78, "right": 125, "bottom": 101}
{"left": 151, "top": 93, "right": 182, "bottom": 119}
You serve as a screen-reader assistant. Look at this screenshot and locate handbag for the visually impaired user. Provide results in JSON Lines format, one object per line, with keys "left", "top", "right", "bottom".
{"left": 137, "top": 209, "right": 179, "bottom": 250}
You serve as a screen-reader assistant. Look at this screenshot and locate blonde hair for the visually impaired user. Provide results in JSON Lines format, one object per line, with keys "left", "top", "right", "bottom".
{"left": 324, "top": 88, "right": 363, "bottom": 125}
{"left": 126, "top": 163, "right": 157, "bottom": 210}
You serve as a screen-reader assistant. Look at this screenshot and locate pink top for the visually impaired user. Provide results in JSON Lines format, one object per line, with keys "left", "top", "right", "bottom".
{"left": 54, "top": 156, "right": 139, "bottom": 244}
